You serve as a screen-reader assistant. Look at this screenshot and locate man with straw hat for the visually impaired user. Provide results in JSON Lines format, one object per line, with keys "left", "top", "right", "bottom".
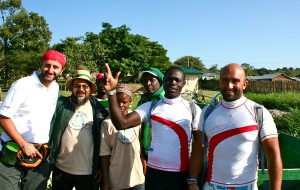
{"left": 48, "top": 69, "right": 108, "bottom": 190}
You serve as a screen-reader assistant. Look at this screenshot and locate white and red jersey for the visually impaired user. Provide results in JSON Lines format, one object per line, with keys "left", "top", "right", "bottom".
{"left": 199, "top": 96, "right": 278, "bottom": 187}
{"left": 135, "top": 96, "right": 201, "bottom": 172}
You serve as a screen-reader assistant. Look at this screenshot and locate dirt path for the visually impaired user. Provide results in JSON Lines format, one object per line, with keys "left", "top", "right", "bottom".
{"left": 128, "top": 84, "right": 143, "bottom": 93}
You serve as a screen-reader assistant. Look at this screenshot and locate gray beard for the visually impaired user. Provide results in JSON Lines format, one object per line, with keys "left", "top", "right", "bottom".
{"left": 70, "top": 94, "right": 89, "bottom": 106}
{"left": 77, "top": 97, "right": 86, "bottom": 105}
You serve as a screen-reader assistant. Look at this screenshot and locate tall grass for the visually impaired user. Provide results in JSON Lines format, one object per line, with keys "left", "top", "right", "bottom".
{"left": 245, "top": 92, "right": 300, "bottom": 138}
{"left": 244, "top": 92, "right": 300, "bottom": 111}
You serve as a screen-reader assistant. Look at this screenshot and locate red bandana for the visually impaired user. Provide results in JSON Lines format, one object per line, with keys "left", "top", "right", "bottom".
{"left": 96, "top": 73, "right": 105, "bottom": 80}
{"left": 42, "top": 50, "right": 67, "bottom": 67}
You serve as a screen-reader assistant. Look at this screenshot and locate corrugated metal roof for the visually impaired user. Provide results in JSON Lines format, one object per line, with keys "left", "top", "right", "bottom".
{"left": 179, "top": 66, "right": 204, "bottom": 74}
{"left": 247, "top": 73, "right": 294, "bottom": 80}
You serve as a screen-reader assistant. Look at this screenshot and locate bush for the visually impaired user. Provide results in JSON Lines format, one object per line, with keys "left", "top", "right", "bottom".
{"left": 274, "top": 108, "right": 300, "bottom": 138}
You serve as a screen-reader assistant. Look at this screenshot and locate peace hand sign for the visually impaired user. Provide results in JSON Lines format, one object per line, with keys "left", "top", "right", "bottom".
{"left": 102, "top": 63, "right": 121, "bottom": 92}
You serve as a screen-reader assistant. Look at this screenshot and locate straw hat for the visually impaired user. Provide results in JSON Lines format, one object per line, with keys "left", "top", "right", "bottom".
{"left": 65, "top": 70, "right": 97, "bottom": 92}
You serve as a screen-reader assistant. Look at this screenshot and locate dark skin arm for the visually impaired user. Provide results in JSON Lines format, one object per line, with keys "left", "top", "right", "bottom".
{"left": 100, "top": 155, "right": 111, "bottom": 190}
{"left": 0, "top": 115, "right": 42, "bottom": 159}
{"left": 262, "top": 137, "right": 282, "bottom": 190}
{"left": 140, "top": 149, "right": 147, "bottom": 175}
{"left": 95, "top": 156, "right": 103, "bottom": 186}
{"left": 189, "top": 130, "right": 205, "bottom": 190}
{"left": 102, "top": 63, "right": 141, "bottom": 130}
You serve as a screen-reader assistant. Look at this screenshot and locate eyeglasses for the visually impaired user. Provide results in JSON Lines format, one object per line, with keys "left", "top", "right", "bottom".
{"left": 73, "top": 84, "right": 90, "bottom": 90}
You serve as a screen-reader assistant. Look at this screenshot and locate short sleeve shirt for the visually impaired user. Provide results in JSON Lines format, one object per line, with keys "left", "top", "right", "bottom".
{"left": 100, "top": 117, "right": 145, "bottom": 189}
{"left": 199, "top": 96, "right": 278, "bottom": 186}
{"left": 0, "top": 72, "right": 59, "bottom": 143}
{"left": 135, "top": 96, "right": 201, "bottom": 172}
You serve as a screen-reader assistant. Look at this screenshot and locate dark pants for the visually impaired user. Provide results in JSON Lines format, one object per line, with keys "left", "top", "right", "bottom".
{"left": 52, "top": 166, "right": 95, "bottom": 190}
{"left": 121, "top": 183, "right": 145, "bottom": 190}
{"left": 0, "top": 160, "right": 50, "bottom": 190}
{"left": 145, "top": 167, "right": 188, "bottom": 190}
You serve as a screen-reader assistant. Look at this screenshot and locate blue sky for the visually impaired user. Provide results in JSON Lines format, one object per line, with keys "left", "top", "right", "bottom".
{"left": 23, "top": 0, "right": 300, "bottom": 70}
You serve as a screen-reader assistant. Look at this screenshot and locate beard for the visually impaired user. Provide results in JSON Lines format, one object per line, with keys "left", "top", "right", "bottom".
{"left": 40, "top": 71, "right": 58, "bottom": 82}
{"left": 221, "top": 89, "right": 242, "bottom": 102}
{"left": 77, "top": 97, "right": 86, "bottom": 105}
{"left": 70, "top": 94, "right": 89, "bottom": 106}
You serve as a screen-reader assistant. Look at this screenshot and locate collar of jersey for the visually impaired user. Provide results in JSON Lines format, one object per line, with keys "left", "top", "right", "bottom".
{"left": 221, "top": 96, "right": 247, "bottom": 108}
{"left": 162, "top": 96, "right": 183, "bottom": 104}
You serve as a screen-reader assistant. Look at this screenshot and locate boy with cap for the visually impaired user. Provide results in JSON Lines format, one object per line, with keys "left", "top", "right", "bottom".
{"left": 48, "top": 69, "right": 108, "bottom": 190}
{"left": 100, "top": 84, "right": 145, "bottom": 190}
{"left": 0, "top": 50, "right": 66, "bottom": 189}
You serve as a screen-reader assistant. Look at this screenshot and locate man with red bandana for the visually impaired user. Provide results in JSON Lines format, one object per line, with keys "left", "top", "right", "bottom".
{"left": 0, "top": 50, "right": 67, "bottom": 190}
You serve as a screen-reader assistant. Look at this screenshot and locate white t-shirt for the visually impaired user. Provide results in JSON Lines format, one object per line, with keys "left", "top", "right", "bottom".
{"left": 199, "top": 96, "right": 278, "bottom": 187}
{"left": 0, "top": 72, "right": 59, "bottom": 143}
{"left": 135, "top": 96, "right": 201, "bottom": 172}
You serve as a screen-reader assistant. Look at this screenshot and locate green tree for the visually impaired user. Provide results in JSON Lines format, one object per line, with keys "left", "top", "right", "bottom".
{"left": 0, "top": 50, "right": 40, "bottom": 80}
{"left": 208, "top": 64, "right": 219, "bottom": 73}
{"left": 146, "top": 40, "right": 172, "bottom": 73}
{"left": 52, "top": 37, "right": 99, "bottom": 77}
{"left": 241, "top": 63, "right": 256, "bottom": 76}
{"left": 0, "top": 0, "right": 51, "bottom": 87}
{"left": 256, "top": 67, "right": 270, "bottom": 76}
{"left": 98, "top": 22, "right": 172, "bottom": 80}
{"left": 53, "top": 22, "right": 172, "bottom": 82}
{"left": 99, "top": 23, "right": 172, "bottom": 81}
{"left": 98, "top": 23, "right": 140, "bottom": 78}
{"left": 0, "top": 0, "right": 22, "bottom": 87}
{"left": 174, "top": 56, "right": 206, "bottom": 71}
